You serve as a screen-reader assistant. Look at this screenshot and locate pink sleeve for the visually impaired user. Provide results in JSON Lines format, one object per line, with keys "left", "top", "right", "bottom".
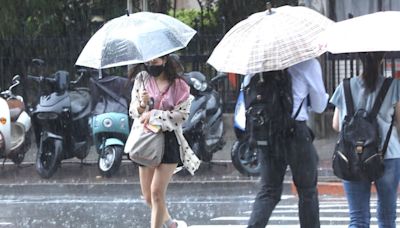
{"left": 174, "top": 78, "right": 190, "bottom": 106}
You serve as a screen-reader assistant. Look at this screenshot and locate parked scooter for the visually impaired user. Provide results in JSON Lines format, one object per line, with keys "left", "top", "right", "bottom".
{"left": 182, "top": 71, "right": 224, "bottom": 162}
{"left": 231, "top": 74, "right": 261, "bottom": 176}
{"left": 28, "top": 69, "right": 91, "bottom": 178}
{"left": 0, "top": 75, "right": 32, "bottom": 165}
{"left": 89, "top": 74, "right": 132, "bottom": 177}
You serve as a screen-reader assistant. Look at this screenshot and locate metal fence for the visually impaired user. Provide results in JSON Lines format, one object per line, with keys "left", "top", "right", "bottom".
{"left": 323, "top": 52, "right": 400, "bottom": 98}
{"left": 2, "top": 36, "right": 400, "bottom": 113}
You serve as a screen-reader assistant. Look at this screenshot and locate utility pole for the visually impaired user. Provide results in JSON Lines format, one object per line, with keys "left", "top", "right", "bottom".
{"left": 127, "top": 0, "right": 133, "bottom": 13}
{"left": 140, "top": 0, "right": 149, "bottom": 11}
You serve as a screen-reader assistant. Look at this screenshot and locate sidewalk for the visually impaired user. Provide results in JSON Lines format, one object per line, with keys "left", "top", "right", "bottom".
{"left": 0, "top": 114, "right": 344, "bottom": 194}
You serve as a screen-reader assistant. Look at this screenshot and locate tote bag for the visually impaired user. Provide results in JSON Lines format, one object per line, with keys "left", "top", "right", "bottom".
{"left": 125, "top": 124, "right": 165, "bottom": 167}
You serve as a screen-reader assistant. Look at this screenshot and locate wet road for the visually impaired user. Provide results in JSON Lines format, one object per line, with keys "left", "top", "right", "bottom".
{"left": 0, "top": 181, "right": 398, "bottom": 227}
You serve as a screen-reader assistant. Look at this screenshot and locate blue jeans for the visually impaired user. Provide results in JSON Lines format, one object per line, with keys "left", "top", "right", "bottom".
{"left": 247, "top": 122, "right": 320, "bottom": 228}
{"left": 343, "top": 158, "right": 400, "bottom": 228}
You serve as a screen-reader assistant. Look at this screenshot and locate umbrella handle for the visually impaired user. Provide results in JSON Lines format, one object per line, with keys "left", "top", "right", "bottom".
{"left": 266, "top": 2, "right": 272, "bottom": 14}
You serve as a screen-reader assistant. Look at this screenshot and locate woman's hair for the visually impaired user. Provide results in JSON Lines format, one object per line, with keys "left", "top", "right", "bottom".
{"left": 127, "top": 54, "right": 184, "bottom": 84}
{"left": 359, "top": 52, "right": 385, "bottom": 92}
{"left": 127, "top": 64, "right": 144, "bottom": 81}
{"left": 162, "top": 54, "right": 185, "bottom": 83}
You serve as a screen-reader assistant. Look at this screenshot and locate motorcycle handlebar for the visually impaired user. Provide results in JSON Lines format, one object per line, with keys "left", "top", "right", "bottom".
{"left": 1, "top": 75, "right": 22, "bottom": 98}
{"left": 70, "top": 69, "right": 88, "bottom": 85}
{"left": 27, "top": 75, "right": 56, "bottom": 83}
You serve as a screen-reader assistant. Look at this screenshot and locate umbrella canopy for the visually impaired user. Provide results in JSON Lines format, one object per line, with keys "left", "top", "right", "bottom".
{"left": 323, "top": 11, "right": 400, "bottom": 54}
{"left": 76, "top": 12, "right": 196, "bottom": 69}
{"left": 207, "top": 5, "right": 333, "bottom": 75}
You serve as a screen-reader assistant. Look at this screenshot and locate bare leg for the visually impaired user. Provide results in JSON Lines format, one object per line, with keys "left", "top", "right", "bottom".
{"left": 151, "top": 163, "right": 178, "bottom": 228}
{"left": 139, "top": 166, "right": 156, "bottom": 207}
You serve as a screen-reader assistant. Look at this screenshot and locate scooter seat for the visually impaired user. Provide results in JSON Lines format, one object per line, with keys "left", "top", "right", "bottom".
{"left": 9, "top": 122, "right": 25, "bottom": 152}
{"left": 7, "top": 99, "right": 25, "bottom": 122}
{"left": 70, "top": 89, "right": 91, "bottom": 120}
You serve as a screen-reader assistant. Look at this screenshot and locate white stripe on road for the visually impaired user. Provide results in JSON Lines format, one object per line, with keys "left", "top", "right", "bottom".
{"left": 189, "top": 226, "right": 350, "bottom": 228}
{"left": 210, "top": 216, "right": 391, "bottom": 222}
{"left": 189, "top": 226, "right": 387, "bottom": 228}
{"left": 272, "top": 208, "right": 349, "bottom": 213}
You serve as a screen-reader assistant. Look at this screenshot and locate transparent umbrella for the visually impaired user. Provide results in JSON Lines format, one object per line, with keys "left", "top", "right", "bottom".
{"left": 207, "top": 5, "right": 333, "bottom": 75}
{"left": 76, "top": 12, "right": 196, "bottom": 69}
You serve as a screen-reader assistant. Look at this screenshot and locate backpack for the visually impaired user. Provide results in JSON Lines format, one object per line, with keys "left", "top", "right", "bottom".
{"left": 243, "top": 70, "right": 303, "bottom": 153}
{"left": 332, "top": 78, "right": 394, "bottom": 181}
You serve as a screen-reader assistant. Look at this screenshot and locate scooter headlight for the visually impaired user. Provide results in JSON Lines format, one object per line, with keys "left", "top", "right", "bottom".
{"left": 190, "top": 78, "right": 208, "bottom": 92}
{"left": 0, "top": 117, "right": 6, "bottom": 125}
{"left": 103, "top": 118, "right": 113, "bottom": 128}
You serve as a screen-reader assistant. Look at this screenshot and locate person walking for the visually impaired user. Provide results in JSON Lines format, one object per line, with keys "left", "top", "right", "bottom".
{"left": 330, "top": 52, "right": 400, "bottom": 228}
{"left": 247, "top": 58, "right": 328, "bottom": 228}
{"left": 128, "top": 54, "right": 200, "bottom": 228}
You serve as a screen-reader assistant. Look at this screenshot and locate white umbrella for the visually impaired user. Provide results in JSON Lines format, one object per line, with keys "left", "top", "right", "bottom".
{"left": 76, "top": 12, "right": 196, "bottom": 69}
{"left": 324, "top": 11, "right": 400, "bottom": 54}
{"left": 207, "top": 5, "right": 333, "bottom": 75}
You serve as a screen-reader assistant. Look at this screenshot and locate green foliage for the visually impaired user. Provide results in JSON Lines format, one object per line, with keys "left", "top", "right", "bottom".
{"left": 168, "top": 7, "right": 220, "bottom": 33}
{"left": 0, "top": 0, "right": 128, "bottom": 39}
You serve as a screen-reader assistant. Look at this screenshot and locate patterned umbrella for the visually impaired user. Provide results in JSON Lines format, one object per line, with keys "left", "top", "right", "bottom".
{"left": 76, "top": 12, "right": 196, "bottom": 69}
{"left": 207, "top": 5, "right": 333, "bottom": 75}
{"left": 324, "top": 11, "right": 400, "bottom": 54}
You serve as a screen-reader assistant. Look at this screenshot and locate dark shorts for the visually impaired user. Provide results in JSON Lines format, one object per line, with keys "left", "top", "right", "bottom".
{"left": 161, "top": 131, "right": 181, "bottom": 164}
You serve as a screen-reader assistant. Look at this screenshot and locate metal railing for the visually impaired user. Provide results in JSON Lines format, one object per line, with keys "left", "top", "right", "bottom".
{"left": 2, "top": 36, "right": 400, "bottom": 113}
{"left": 323, "top": 52, "right": 400, "bottom": 98}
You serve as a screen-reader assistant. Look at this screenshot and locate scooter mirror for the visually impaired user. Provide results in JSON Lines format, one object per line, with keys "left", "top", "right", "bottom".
{"left": 32, "top": 59, "right": 45, "bottom": 67}
{"left": 12, "top": 75, "right": 20, "bottom": 83}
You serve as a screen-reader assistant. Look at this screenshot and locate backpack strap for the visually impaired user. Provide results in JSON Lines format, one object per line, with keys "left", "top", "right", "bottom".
{"left": 369, "top": 78, "right": 393, "bottom": 118}
{"left": 343, "top": 78, "right": 355, "bottom": 116}
{"left": 293, "top": 97, "right": 305, "bottom": 120}
{"left": 370, "top": 77, "right": 393, "bottom": 156}
{"left": 382, "top": 112, "right": 395, "bottom": 156}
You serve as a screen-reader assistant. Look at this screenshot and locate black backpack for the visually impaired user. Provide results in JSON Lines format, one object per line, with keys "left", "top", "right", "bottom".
{"left": 243, "top": 70, "right": 303, "bottom": 153}
{"left": 332, "top": 78, "right": 394, "bottom": 181}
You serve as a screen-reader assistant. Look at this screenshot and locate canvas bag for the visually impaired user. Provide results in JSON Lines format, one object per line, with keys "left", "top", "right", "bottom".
{"left": 125, "top": 124, "right": 165, "bottom": 167}
{"left": 332, "top": 78, "right": 394, "bottom": 181}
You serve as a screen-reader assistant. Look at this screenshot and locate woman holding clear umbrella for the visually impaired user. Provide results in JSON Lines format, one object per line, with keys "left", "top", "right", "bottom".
{"left": 331, "top": 52, "right": 400, "bottom": 227}
{"left": 74, "top": 10, "right": 199, "bottom": 228}
{"left": 128, "top": 54, "right": 200, "bottom": 228}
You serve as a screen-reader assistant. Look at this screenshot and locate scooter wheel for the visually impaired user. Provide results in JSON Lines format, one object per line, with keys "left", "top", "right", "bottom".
{"left": 36, "top": 138, "right": 62, "bottom": 179}
{"left": 98, "top": 145, "right": 123, "bottom": 177}
{"left": 231, "top": 140, "right": 261, "bottom": 177}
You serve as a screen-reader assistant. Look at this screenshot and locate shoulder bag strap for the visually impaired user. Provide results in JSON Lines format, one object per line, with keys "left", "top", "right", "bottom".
{"left": 343, "top": 78, "right": 355, "bottom": 116}
{"left": 369, "top": 78, "right": 393, "bottom": 118}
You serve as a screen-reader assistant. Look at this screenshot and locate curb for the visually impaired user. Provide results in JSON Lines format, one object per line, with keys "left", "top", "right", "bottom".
{"left": 0, "top": 159, "right": 348, "bottom": 196}
{"left": 291, "top": 182, "right": 345, "bottom": 196}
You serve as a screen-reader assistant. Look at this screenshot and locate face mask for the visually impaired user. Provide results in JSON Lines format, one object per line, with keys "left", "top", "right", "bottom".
{"left": 145, "top": 64, "right": 164, "bottom": 77}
